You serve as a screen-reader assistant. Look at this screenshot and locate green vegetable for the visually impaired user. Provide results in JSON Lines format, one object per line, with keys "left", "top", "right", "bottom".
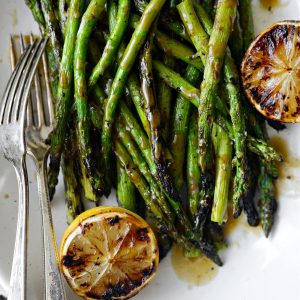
{"left": 74, "top": 0, "right": 106, "bottom": 197}
{"left": 89, "top": 0, "right": 131, "bottom": 88}
{"left": 101, "top": 0, "right": 167, "bottom": 190}
{"left": 211, "top": 123, "right": 232, "bottom": 225}
{"left": 48, "top": 0, "right": 85, "bottom": 200}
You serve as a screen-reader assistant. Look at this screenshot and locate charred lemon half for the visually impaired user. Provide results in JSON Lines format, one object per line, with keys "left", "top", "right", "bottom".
{"left": 241, "top": 21, "right": 300, "bottom": 122}
{"left": 60, "top": 206, "right": 159, "bottom": 300}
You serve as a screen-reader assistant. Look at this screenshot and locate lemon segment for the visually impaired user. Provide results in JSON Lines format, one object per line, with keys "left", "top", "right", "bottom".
{"left": 60, "top": 206, "right": 159, "bottom": 300}
{"left": 241, "top": 21, "right": 300, "bottom": 122}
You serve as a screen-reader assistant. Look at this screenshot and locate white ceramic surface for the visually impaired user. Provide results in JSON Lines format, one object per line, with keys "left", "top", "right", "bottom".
{"left": 0, "top": 0, "right": 300, "bottom": 299}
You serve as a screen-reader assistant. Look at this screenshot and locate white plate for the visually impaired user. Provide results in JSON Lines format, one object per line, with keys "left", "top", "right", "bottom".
{"left": 1, "top": 1, "right": 300, "bottom": 299}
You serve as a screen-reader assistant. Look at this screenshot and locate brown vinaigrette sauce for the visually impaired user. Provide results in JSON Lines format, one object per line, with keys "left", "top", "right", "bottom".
{"left": 171, "top": 245, "right": 218, "bottom": 287}
{"left": 269, "top": 136, "right": 300, "bottom": 197}
{"left": 260, "top": 0, "right": 289, "bottom": 10}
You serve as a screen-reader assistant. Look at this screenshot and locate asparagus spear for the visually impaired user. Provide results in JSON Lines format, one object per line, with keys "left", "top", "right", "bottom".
{"left": 74, "top": 0, "right": 106, "bottom": 197}
{"left": 129, "top": 13, "right": 203, "bottom": 71}
{"left": 187, "top": 112, "right": 203, "bottom": 221}
{"left": 238, "top": 0, "right": 255, "bottom": 52}
{"left": 239, "top": 0, "right": 279, "bottom": 233}
{"left": 145, "top": 211, "right": 173, "bottom": 260}
{"left": 177, "top": 0, "right": 208, "bottom": 65}
{"left": 114, "top": 139, "right": 192, "bottom": 251}
{"left": 153, "top": 59, "right": 200, "bottom": 106}
{"left": 63, "top": 124, "right": 83, "bottom": 224}
{"left": 195, "top": 0, "right": 237, "bottom": 172}
{"left": 170, "top": 65, "right": 201, "bottom": 191}
{"left": 190, "top": 1, "right": 248, "bottom": 217}
{"left": 89, "top": 0, "right": 131, "bottom": 88}
{"left": 139, "top": 20, "right": 162, "bottom": 166}
{"left": 58, "top": 0, "right": 69, "bottom": 37}
{"left": 119, "top": 102, "right": 190, "bottom": 231}
{"left": 160, "top": 14, "right": 192, "bottom": 43}
{"left": 229, "top": 11, "right": 244, "bottom": 64}
{"left": 258, "top": 163, "right": 278, "bottom": 237}
{"left": 211, "top": 123, "right": 232, "bottom": 225}
{"left": 247, "top": 137, "right": 282, "bottom": 162}
{"left": 154, "top": 30, "right": 204, "bottom": 71}
{"left": 25, "top": 0, "right": 45, "bottom": 28}
{"left": 139, "top": 19, "right": 178, "bottom": 209}
{"left": 117, "top": 161, "right": 137, "bottom": 212}
{"left": 223, "top": 51, "right": 248, "bottom": 217}
{"left": 40, "top": 0, "right": 63, "bottom": 97}
{"left": 47, "top": 0, "right": 85, "bottom": 200}
{"left": 157, "top": 54, "right": 174, "bottom": 142}
{"left": 127, "top": 73, "right": 151, "bottom": 136}
{"left": 115, "top": 120, "right": 174, "bottom": 222}
{"left": 101, "top": 0, "right": 167, "bottom": 190}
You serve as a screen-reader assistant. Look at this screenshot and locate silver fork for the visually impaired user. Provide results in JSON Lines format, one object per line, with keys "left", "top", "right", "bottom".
{"left": 14, "top": 35, "right": 67, "bottom": 300}
{"left": 1, "top": 37, "right": 48, "bottom": 300}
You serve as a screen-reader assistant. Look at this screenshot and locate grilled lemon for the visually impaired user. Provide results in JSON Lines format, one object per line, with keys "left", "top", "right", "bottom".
{"left": 60, "top": 206, "right": 159, "bottom": 300}
{"left": 241, "top": 21, "right": 300, "bottom": 122}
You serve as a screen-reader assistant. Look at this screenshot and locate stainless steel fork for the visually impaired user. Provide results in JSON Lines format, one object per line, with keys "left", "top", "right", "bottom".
{"left": 0, "top": 37, "right": 48, "bottom": 300}
{"left": 15, "top": 35, "right": 67, "bottom": 300}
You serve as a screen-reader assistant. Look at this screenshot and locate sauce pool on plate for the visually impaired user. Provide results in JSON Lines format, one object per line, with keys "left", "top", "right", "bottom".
{"left": 171, "top": 245, "right": 218, "bottom": 287}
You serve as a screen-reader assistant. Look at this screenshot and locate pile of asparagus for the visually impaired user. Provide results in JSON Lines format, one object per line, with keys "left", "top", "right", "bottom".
{"left": 26, "top": 0, "right": 282, "bottom": 264}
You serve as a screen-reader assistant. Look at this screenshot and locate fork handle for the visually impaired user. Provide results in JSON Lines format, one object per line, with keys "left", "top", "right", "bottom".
{"left": 8, "top": 158, "right": 29, "bottom": 300}
{"left": 36, "top": 159, "right": 67, "bottom": 300}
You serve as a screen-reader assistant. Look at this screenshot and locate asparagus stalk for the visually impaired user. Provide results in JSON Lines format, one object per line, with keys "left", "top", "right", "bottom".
{"left": 129, "top": 13, "right": 203, "bottom": 71}
{"left": 153, "top": 59, "right": 200, "bottom": 106}
{"left": 158, "top": 55, "right": 177, "bottom": 142}
{"left": 119, "top": 102, "right": 190, "bottom": 231}
{"left": 177, "top": 0, "right": 208, "bottom": 65}
{"left": 239, "top": 0, "right": 279, "bottom": 233}
{"left": 101, "top": 0, "right": 167, "bottom": 189}
{"left": 126, "top": 72, "right": 174, "bottom": 162}
{"left": 115, "top": 120, "right": 174, "bottom": 222}
{"left": 258, "top": 163, "right": 278, "bottom": 237}
{"left": 63, "top": 124, "right": 83, "bottom": 224}
{"left": 74, "top": 0, "right": 106, "bottom": 197}
{"left": 139, "top": 19, "right": 177, "bottom": 208}
{"left": 211, "top": 123, "right": 232, "bottom": 225}
{"left": 154, "top": 30, "right": 204, "bottom": 71}
{"left": 238, "top": 0, "right": 255, "bottom": 51}
{"left": 196, "top": 0, "right": 237, "bottom": 171}
{"left": 170, "top": 65, "right": 201, "bottom": 191}
{"left": 191, "top": 1, "right": 248, "bottom": 217}
{"left": 58, "top": 0, "right": 69, "bottom": 37}
{"left": 229, "top": 11, "right": 244, "bottom": 64}
{"left": 114, "top": 139, "right": 192, "bottom": 251}
{"left": 187, "top": 112, "right": 203, "bottom": 221}
{"left": 127, "top": 73, "right": 151, "bottom": 136}
{"left": 48, "top": 0, "right": 85, "bottom": 200}
{"left": 247, "top": 137, "right": 282, "bottom": 162}
{"left": 40, "top": 0, "right": 63, "bottom": 97}
{"left": 89, "top": 0, "right": 131, "bottom": 87}
{"left": 25, "top": 0, "right": 45, "bottom": 28}
{"left": 139, "top": 20, "right": 162, "bottom": 168}
{"left": 117, "top": 161, "right": 137, "bottom": 212}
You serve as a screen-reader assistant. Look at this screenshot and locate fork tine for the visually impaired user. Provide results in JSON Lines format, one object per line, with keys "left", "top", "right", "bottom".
{"left": 17, "top": 34, "right": 35, "bottom": 127}
{"left": 9, "top": 35, "right": 16, "bottom": 71}
{"left": 17, "top": 38, "right": 48, "bottom": 124}
{"left": 0, "top": 44, "right": 33, "bottom": 125}
{"left": 30, "top": 33, "right": 45, "bottom": 127}
{"left": 20, "top": 33, "right": 25, "bottom": 54}
{"left": 42, "top": 51, "right": 55, "bottom": 125}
